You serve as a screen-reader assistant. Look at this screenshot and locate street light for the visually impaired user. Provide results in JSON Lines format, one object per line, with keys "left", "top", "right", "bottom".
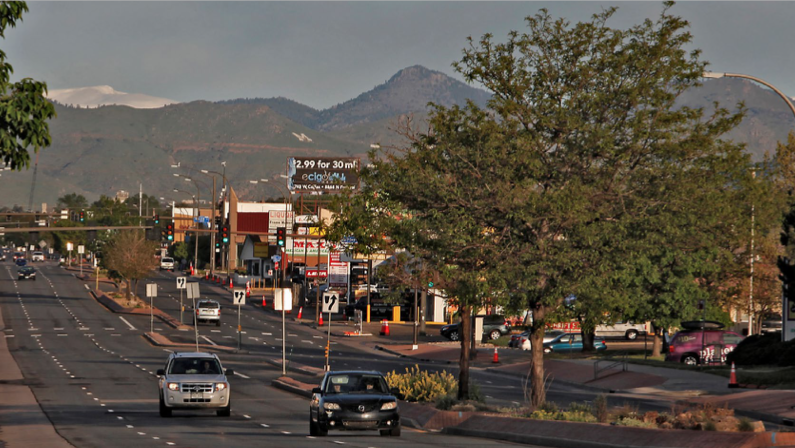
{"left": 703, "top": 71, "right": 795, "bottom": 337}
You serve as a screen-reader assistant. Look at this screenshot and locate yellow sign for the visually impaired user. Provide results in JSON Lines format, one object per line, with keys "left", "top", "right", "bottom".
{"left": 253, "top": 243, "right": 270, "bottom": 258}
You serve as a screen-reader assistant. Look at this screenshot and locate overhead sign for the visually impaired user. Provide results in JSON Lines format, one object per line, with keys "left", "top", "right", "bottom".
{"left": 176, "top": 277, "right": 187, "bottom": 290}
{"left": 287, "top": 157, "right": 360, "bottom": 192}
{"left": 233, "top": 289, "right": 246, "bottom": 305}
{"left": 322, "top": 292, "right": 340, "bottom": 314}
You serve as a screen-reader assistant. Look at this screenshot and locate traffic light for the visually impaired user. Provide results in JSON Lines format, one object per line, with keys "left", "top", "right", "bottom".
{"left": 276, "top": 227, "right": 286, "bottom": 247}
{"left": 166, "top": 224, "right": 174, "bottom": 241}
{"left": 154, "top": 214, "right": 160, "bottom": 224}
{"left": 79, "top": 211, "right": 85, "bottom": 222}
{"left": 221, "top": 224, "right": 229, "bottom": 244}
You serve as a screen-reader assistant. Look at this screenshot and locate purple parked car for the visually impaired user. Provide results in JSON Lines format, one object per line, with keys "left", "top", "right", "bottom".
{"left": 666, "top": 321, "right": 744, "bottom": 366}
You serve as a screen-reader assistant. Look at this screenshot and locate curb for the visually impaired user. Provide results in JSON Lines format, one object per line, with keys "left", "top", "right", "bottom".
{"left": 441, "top": 426, "right": 646, "bottom": 448}
{"left": 263, "top": 358, "right": 325, "bottom": 377}
{"left": 142, "top": 332, "right": 237, "bottom": 353}
{"left": 271, "top": 376, "right": 314, "bottom": 398}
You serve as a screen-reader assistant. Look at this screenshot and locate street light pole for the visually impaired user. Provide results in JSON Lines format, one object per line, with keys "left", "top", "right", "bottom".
{"left": 704, "top": 72, "right": 795, "bottom": 336}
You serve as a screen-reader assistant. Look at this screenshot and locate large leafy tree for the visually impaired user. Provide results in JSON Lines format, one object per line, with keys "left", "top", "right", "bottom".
{"left": 56, "top": 193, "right": 88, "bottom": 210}
{"left": 453, "top": 4, "right": 757, "bottom": 406}
{"left": 0, "top": 2, "right": 56, "bottom": 170}
{"left": 103, "top": 230, "right": 158, "bottom": 302}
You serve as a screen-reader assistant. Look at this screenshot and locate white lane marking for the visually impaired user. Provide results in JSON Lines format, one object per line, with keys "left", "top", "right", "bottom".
{"left": 260, "top": 424, "right": 270, "bottom": 428}
{"left": 118, "top": 316, "right": 137, "bottom": 330}
{"left": 211, "top": 330, "right": 221, "bottom": 333}
{"left": 57, "top": 334, "right": 68, "bottom": 337}
{"left": 281, "top": 431, "right": 291, "bottom": 435}
{"left": 262, "top": 332, "right": 272, "bottom": 336}
{"left": 243, "top": 415, "right": 251, "bottom": 419}
{"left": 201, "top": 336, "right": 217, "bottom": 346}
{"left": 234, "top": 372, "right": 250, "bottom": 379}
{"left": 54, "top": 327, "right": 64, "bottom": 330}
{"left": 104, "top": 328, "right": 115, "bottom": 331}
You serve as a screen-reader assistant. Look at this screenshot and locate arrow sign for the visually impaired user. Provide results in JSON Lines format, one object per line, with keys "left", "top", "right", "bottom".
{"left": 176, "top": 277, "right": 187, "bottom": 290}
{"left": 322, "top": 292, "right": 339, "bottom": 314}
{"left": 233, "top": 289, "right": 246, "bottom": 305}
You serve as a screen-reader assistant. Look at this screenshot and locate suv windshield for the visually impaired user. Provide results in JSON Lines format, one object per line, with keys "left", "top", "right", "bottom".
{"left": 168, "top": 357, "right": 221, "bottom": 375}
{"left": 325, "top": 373, "right": 388, "bottom": 395}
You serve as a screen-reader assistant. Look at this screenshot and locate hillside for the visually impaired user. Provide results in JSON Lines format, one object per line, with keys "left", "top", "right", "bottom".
{"left": 2, "top": 66, "right": 794, "bottom": 209}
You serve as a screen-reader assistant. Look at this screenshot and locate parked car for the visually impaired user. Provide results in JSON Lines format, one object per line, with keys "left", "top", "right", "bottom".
{"left": 509, "top": 330, "right": 568, "bottom": 350}
{"left": 31, "top": 251, "right": 45, "bottom": 262}
{"left": 760, "top": 314, "right": 783, "bottom": 334}
{"left": 595, "top": 322, "right": 648, "bottom": 340}
{"left": 665, "top": 321, "right": 744, "bottom": 366}
{"left": 543, "top": 332, "right": 607, "bottom": 353}
{"left": 440, "top": 315, "right": 511, "bottom": 341}
{"left": 160, "top": 257, "right": 175, "bottom": 271}
{"left": 310, "top": 370, "right": 400, "bottom": 437}
{"left": 196, "top": 300, "right": 221, "bottom": 326}
{"left": 156, "top": 352, "right": 233, "bottom": 417}
{"left": 17, "top": 266, "right": 36, "bottom": 280}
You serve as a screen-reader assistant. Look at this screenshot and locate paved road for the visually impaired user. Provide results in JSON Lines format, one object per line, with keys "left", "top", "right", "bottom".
{"left": 1, "top": 261, "right": 551, "bottom": 448}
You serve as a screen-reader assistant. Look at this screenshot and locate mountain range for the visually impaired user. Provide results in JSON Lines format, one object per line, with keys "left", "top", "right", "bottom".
{"left": 2, "top": 65, "right": 794, "bottom": 209}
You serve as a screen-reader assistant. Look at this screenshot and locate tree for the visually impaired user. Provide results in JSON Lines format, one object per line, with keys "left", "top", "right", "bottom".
{"left": 438, "top": 2, "right": 752, "bottom": 406}
{"left": 103, "top": 230, "right": 158, "bottom": 302}
{"left": 57, "top": 193, "right": 88, "bottom": 210}
{"left": 0, "top": 2, "right": 56, "bottom": 170}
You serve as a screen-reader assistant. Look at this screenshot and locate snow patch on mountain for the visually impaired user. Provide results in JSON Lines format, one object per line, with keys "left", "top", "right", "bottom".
{"left": 46, "top": 85, "right": 179, "bottom": 109}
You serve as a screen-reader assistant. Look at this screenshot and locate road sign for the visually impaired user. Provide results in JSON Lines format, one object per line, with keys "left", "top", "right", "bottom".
{"left": 268, "top": 269, "right": 273, "bottom": 277}
{"left": 146, "top": 283, "right": 157, "bottom": 298}
{"left": 271, "top": 255, "right": 282, "bottom": 263}
{"left": 78, "top": 245, "right": 85, "bottom": 254}
{"left": 186, "top": 282, "right": 200, "bottom": 299}
{"left": 233, "top": 289, "right": 246, "bottom": 305}
{"left": 176, "top": 277, "right": 187, "bottom": 290}
{"left": 322, "top": 292, "right": 339, "bottom": 314}
{"left": 274, "top": 288, "right": 293, "bottom": 311}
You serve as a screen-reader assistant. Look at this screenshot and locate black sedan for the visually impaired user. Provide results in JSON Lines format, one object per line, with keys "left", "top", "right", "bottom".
{"left": 17, "top": 266, "right": 36, "bottom": 280}
{"left": 310, "top": 371, "right": 400, "bottom": 437}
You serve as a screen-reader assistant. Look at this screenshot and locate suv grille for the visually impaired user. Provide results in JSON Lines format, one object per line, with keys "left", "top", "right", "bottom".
{"left": 346, "top": 403, "right": 378, "bottom": 413}
{"left": 180, "top": 383, "right": 213, "bottom": 393}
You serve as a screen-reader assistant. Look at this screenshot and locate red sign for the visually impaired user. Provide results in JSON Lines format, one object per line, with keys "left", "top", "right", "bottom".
{"left": 306, "top": 269, "right": 328, "bottom": 278}
{"left": 547, "top": 322, "right": 581, "bottom": 332}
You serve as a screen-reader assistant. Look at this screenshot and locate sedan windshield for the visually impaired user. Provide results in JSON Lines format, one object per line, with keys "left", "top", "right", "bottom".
{"left": 325, "top": 374, "right": 388, "bottom": 394}
{"left": 168, "top": 358, "right": 221, "bottom": 375}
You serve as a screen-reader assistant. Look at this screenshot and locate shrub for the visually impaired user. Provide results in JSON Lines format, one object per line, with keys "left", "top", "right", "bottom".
{"left": 726, "top": 332, "right": 782, "bottom": 366}
{"left": 615, "top": 417, "right": 657, "bottom": 428}
{"left": 593, "top": 395, "right": 609, "bottom": 423}
{"left": 385, "top": 365, "right": 457, "bottom": 403}
{"left": 435, "top": 394, "right": 457, "bottom": 411}
{"left": 737, "top": 417, "right": 754, "bottom": 432}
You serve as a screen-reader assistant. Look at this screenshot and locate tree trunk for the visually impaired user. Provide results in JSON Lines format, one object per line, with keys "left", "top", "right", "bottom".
{"left": 528, "top": 304, "right": 547, "bottom": 407}
{"left": 581, "top": 329, "right": 596, "bottom": 352}
{"left": 457, "top": 306, "right": 471, "bottom": 400}
{"left": 124, "top": 279, "right": 131, "bottom": 302}
{"left": 651, "top": 323, "right": 663, "bottom": 357}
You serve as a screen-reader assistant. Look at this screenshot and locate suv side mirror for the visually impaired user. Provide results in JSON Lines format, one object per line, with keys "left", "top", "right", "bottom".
{"left": 156, "top": 369, "right": 165, "bottom": 376}
{"left": 312, "top": 387, "right": 322, "bottom": 395}
{"left": 225, "top": 368, "right": 234, "bottom": 376}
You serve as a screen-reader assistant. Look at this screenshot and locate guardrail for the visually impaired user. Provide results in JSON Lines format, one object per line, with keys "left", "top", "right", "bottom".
{"left": 594, "top": 354, "right": 628, "bottom": 380}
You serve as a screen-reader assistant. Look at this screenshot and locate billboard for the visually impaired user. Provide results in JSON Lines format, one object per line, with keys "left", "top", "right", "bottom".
{"left": 287, "top": 157, "right": 360, "bottom": 192}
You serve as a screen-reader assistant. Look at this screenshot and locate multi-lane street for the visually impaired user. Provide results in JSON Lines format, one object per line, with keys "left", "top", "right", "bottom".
{"left": 1, "top": 260, "right": 558, "bottom": 448}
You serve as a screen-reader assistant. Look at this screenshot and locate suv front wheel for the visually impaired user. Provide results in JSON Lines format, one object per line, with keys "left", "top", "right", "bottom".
{"left": 159, "top": 395, "right": 172, "bottom": 417}
{"left": 682, "top": 354, "right": 699, "bottom": 366}
{"left": 216, "top": 401, "right": 231, "bottom": 417}
{"left": 488, "top": 330, "right": 501, "bottom": 340}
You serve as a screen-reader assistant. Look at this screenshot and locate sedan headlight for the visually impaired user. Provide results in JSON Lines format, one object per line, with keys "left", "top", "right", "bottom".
{"left": 323, "top": 402, "right": 341, "bottom": 410}
{"left": 167, "top": 383, "right": 179, "bottom": 391}
{"left": 215, "top": 382, "right": 227, "bottom": 391}
{"left": 380, "top": 401, "right": 397, "bottom": 411}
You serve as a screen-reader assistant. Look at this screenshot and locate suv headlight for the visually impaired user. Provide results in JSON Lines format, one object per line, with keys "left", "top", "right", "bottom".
{"left": 323, "top": 402, "right": 341, "bottom": 410}
{"left": 167, "top": 383, "right": 179, "bottom": 391}
{"left": 215, "top": 382, "right": 227, "bottom": 391}
{"left": 380, "top": 401, "right": 397, "bottom": 410}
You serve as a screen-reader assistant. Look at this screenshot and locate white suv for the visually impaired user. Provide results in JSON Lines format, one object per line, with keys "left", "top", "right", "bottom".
{"left": 196, "top": 300, "right": 221, "bottom": 326}
{"left": 160, "top": 257, "right": 175, "bottom": 271}
{"left": 157, "top": 352, "right": 233, "bottom": 417}
{"left": 31, "top": 251, "right": 44, "bottom": 262}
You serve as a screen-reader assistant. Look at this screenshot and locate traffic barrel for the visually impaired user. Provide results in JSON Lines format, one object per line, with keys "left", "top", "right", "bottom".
{"left": 380, "top": 319, "right": 390, "bottom": 336}
{"left": 728, "top": 362, "right": 739, "bottom": 388}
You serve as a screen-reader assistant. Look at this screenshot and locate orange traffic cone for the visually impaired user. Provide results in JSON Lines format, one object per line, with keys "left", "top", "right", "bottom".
{"left": 319, "top": 313, "right": 324, "bottom": 326}
{"left": 229, "top": 277, "right": 233, "bottom": 288}
{"left": 261, "top": 295, "right": 267, "bottom": 307}
{"left": 728, "top": 362, "right": 739, "bottom": 388}
{"left": 380, "top": 319, "right": 390, "bottom": 336}
{"left": 297, "top": 307, "right": 303, "bottom": 319}
{"left": 493, "top": 346, "right": 499, "bottom": 364}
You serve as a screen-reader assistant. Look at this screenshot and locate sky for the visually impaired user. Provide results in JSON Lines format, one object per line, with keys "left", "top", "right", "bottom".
{"left": 6, "top": 2, "right": 795, "bottom": 110}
